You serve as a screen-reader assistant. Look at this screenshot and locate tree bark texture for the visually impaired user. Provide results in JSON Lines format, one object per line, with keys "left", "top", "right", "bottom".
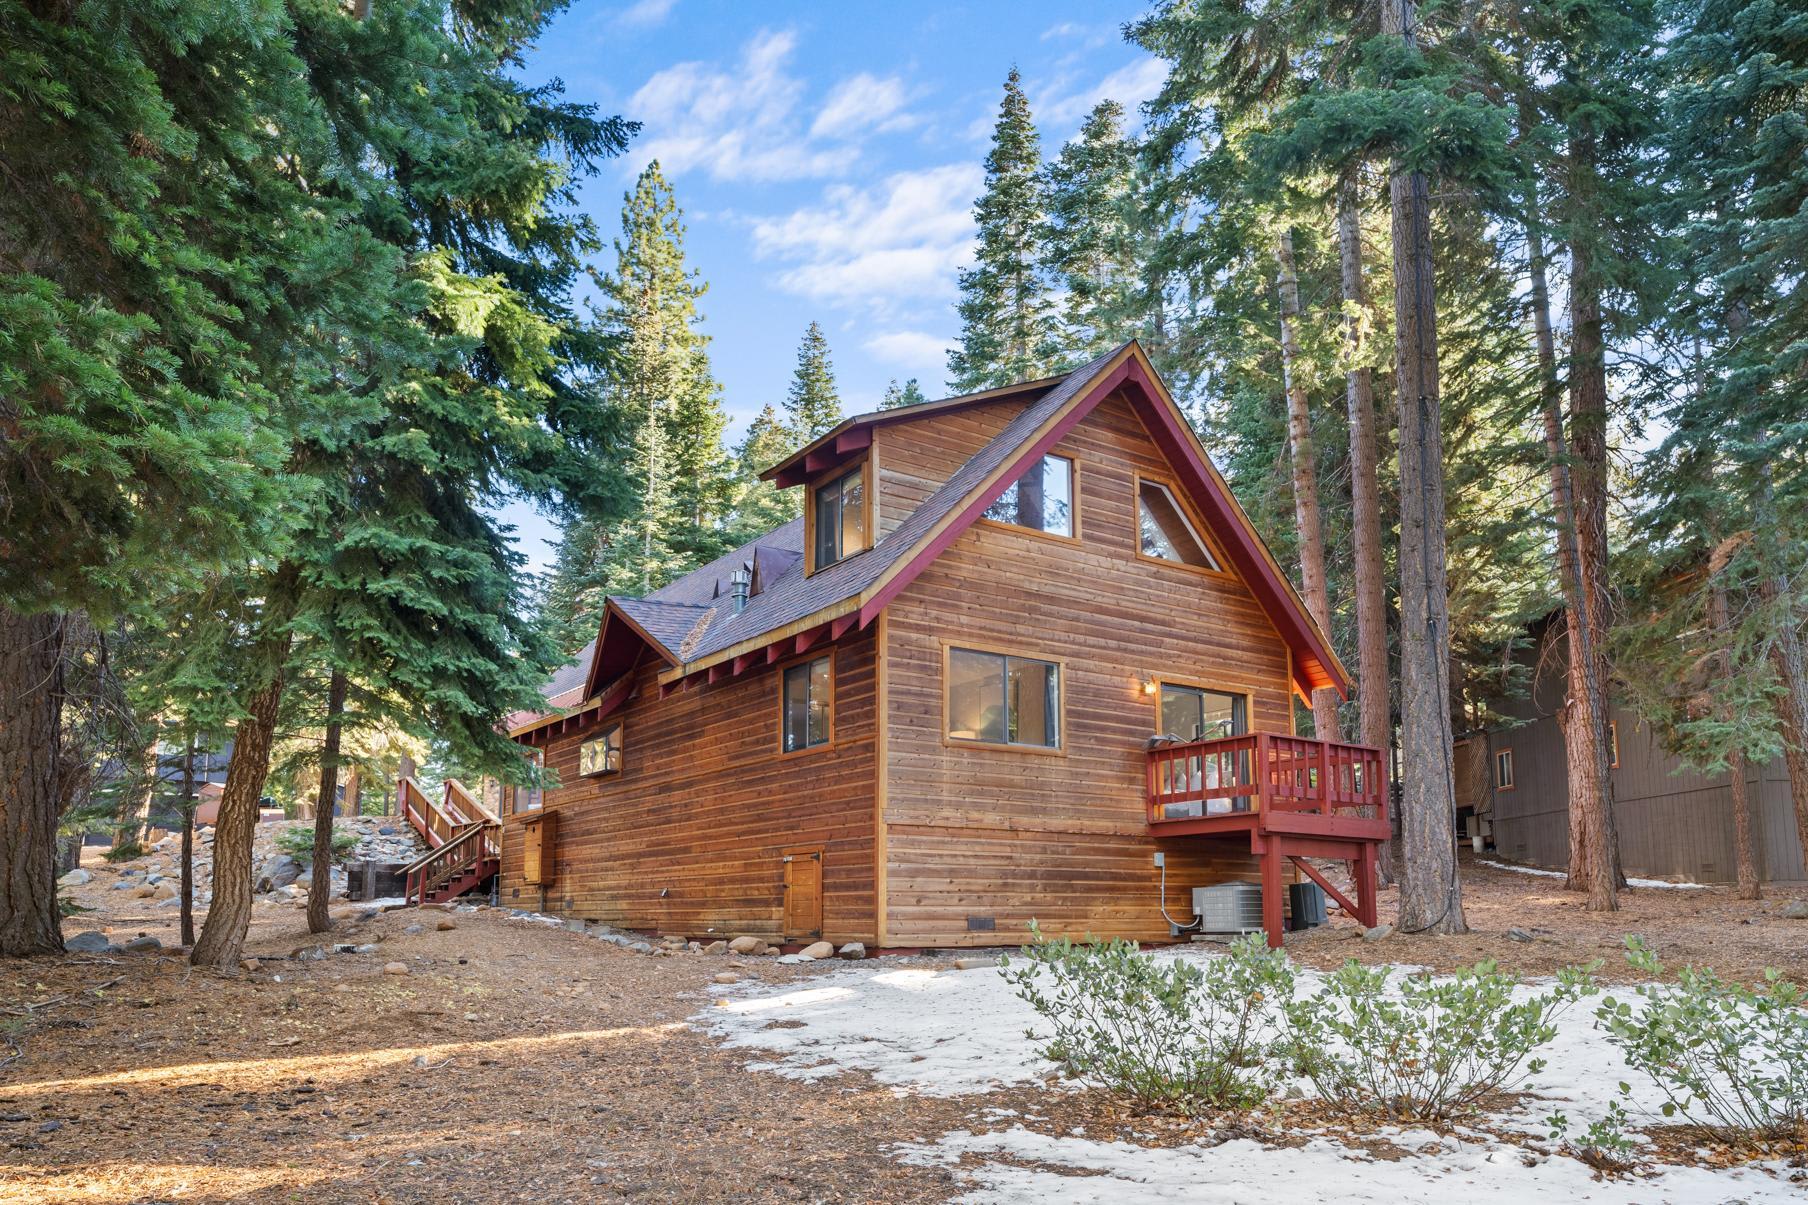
{"left": 1338, "top": 173, "right": 1394, "bottom": 881}
{"left": 113, "top": 720, "right": 160, "bottom": 853}
{"left": 1274, "top": 228, "right": 1343, "bottom": 741}
{"left": 0, "top": 606, "right": 66, "bottom": 956}
{"left": 1562, "top": 193, "right": 1625, "bottom": 902}
{"left": 1384, "top": 0, "right": 1465, "bottom": 936}
{"left": 307, "top": 669, "right": 347, "bottom": 935}
{"left": 1525, "top": 194, "right": 1618, "bottom": 911}
{"left": 179, "top": 734, "right": 197, "bottom": 947}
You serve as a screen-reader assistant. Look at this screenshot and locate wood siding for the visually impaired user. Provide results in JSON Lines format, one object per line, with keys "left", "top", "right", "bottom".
{"left": 880, "top": 390, "right": 1294, "bottom": 946}
{"left": 497, "top": 626, "right": 880, "bottom": 942}
{"left": 1485, "top": 628, "right": 1806, "bottom": 883}
{"left": 871, "top": 397, "right": 1031, "bottom": 540}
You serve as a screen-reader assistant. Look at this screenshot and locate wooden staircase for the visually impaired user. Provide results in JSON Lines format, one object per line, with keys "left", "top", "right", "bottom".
{"left": 397, "top": 777, "right": 501, "bottom": 905}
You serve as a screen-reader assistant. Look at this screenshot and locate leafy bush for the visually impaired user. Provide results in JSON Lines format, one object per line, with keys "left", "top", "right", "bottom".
{"left": 1003, "top": 924, "right": 1294, "bottom": 1110}
{"left": 1595, "top": 938, "right": 1807, "bottom": 1140}
{"left": 1546, "top": 1097, "right": 1639, "bottom": 1173}
{"left": 274, "top": 826, "right": 358, "bottom": 862}
{"left": 1283, "top": 959, "right": 1594, "bottom": 1121}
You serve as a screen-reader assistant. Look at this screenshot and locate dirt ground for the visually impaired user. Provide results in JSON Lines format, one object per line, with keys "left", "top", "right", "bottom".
{"left": 2, "top": 850, "right": 1803, "bottom": 1203}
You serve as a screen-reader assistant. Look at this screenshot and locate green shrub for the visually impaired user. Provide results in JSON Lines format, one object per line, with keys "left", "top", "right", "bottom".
{"left": 1546, "top": 1098, "right": 1638, "bottom": 1173}
{"left": 1003, "top": 925, "right": 1294, "bottom": 1110}
{"left": 1283, "top": 959, "right": 1594, "bottom": 1122}
{"left": 274, "top": 826, "right": 358, "bottom": 862}
{"left": 1595, "top": 937, "right": 1807, "bottom": 1140}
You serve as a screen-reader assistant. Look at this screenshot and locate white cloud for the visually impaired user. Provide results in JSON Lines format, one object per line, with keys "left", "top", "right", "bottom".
{"left": 811, "top": 73, "right": 915, "bottom": 140}
{"left": 747, "top": 163, "right": 982, "bottom": 312}
{"left": 864, "top": 329, "right": 954, "bottom": 368}
{"left": 616, "top": 0, "right": 678, "bottom": 29}
{"left": 1038, "top": 55, "right": 1168, "bottom": 130}
{"left": 627, "top": 33, "right": 922, "bottom": 184}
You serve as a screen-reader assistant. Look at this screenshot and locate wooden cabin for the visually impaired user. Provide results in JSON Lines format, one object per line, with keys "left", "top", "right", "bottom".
{"left": 474, "top": 343, "right": 1386, "bottom": 948}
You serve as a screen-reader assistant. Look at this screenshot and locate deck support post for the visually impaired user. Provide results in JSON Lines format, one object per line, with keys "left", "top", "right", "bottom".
{"left": 1355, "top": 841, "right": 1379, "bottom": 928}
{"left": 1258, "top": 837, "right": 1285, "bottom": 948}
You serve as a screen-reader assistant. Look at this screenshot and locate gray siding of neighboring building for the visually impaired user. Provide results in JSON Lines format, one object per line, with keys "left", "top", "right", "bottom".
{"left": 1481, "top": 628, "right": 1805, "bottom": 885}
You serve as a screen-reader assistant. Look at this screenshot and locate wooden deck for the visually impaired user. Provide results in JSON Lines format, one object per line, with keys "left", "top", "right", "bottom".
{"left": 1147, "top": 733, "right": 1388, "bottom": 945}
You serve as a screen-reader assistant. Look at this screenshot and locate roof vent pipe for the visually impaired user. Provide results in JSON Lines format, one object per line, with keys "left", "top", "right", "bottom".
{"left": 729, "top": 567, "right": 751, "bottom": 614}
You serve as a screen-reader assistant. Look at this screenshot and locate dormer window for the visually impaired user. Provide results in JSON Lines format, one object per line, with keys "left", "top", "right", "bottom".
{"left": 810, "top": 464, "right": 868, "bottom": 572}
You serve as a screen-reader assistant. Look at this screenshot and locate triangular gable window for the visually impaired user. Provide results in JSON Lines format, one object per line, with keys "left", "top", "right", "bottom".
{"left": 1138, "top": 479, "right": 1221, "bottom": 571}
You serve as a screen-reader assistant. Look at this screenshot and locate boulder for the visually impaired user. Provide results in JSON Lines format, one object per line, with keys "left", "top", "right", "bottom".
{"left": 130, "top": 885, "right": 157, "bottom": 899}
{"left": 65, "top": 931, "right": 111, "bottom": 953}
{"left": 799, "top": 941, "right": 834, "bottom": 960}
{"left": 1362, "top": 923, "right": 1394, "bottom": 943}
{"left": 436, "top": 919, "right": 456, "bottom": 932}
{"left": 775, "top": 953, "right": 813, "bottom": 965}
{"left": 1783, "top": 900, "right": 1808, "bottom": 920}
{"left": 727, "top": 936, "right": 764, "bottom": 955}
{"left": 256, "top": 854, "right": 302, "bottom": 893}
{"left": 951, "top": 956, "right": 996, "bottom": 971}
{"left": 1507, "top": 927, "right": 1537, "bottom": 943}
{"left": 57, "top": 869, "right": 92, "bottom": 887}
{"left": 703, "top": 940, "right": 729, "bottom": 955}
{"left": 122, "top": 935, "right": 161, "bottom": 953}
{"left": 837, "top": 942, "right": 866, "bottom": 960}
{"left": 150, "top": 883, "right": 177, "bottom": 901}
{"left": 712, "top": 972, "right": 740, "bottom": 985}
{"left": 403, "top": 923, "right": 425, "bottom": 936}
{"left": 383, "top": 961, "right": 410, "bottom": 976}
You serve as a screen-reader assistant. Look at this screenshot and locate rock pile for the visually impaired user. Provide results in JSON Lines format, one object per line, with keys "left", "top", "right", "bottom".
{"left": 104, "top": 816, "right": 427, "bottom": 912}
{"left": 526, "top": 912, "right": 868, "bottom": 962}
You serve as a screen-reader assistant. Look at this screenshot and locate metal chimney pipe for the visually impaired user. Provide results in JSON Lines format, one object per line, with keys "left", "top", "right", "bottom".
{"left": 729, "top": 567, "right": 751, "bottom": 614}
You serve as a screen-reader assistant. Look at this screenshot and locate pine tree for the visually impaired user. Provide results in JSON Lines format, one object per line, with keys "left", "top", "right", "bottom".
{"left": 784, "top": 322, "right": 843, "bottom": 441}
{"left": 189, "top": 0, "right": 634, "bottom": 969}
{"left": 948, "top": 68, "right": 1060, "bottom": 391}
{"left": 1044, "top": 100, "right": 1146, "bottom": 358}
{"left": 727, "top": 405, "right": 801, "bottom": 539}
{"left": 880, "top": 379, "right": 929, "bottom": 410}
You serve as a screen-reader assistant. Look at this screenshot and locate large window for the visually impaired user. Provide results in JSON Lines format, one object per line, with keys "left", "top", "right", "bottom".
{"left": 812, "top": 465, "right": 868, "bottom": 570}
{"left": 947, "top": 647, "right": 1060, "bottom": 749}
{"left": 983, "top": 454, "right": 1075, "bottom": 538}
{"left": 1158, "top": 684, "right": 1247, "bottom": 742}
{"left": 579, "top": 722, "right": 623, "bottom": 777}
{"left": 1495, "top": 748, "right": 1515, "bottom": 791}
{"left": 782, "top": 655, "right": 833, "bottom": 752}
{"left": 1138, "top": 478, "right": 1221, "bottom": 570}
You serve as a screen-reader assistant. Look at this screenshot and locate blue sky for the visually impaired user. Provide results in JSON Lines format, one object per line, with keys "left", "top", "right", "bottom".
{"left": 498, "top": 0, "right": 1164, "bottom": 573}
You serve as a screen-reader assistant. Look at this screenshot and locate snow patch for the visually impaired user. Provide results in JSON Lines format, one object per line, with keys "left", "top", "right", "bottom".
{"left": 1477, "top": 858, "right": 1708, "bottom": 890}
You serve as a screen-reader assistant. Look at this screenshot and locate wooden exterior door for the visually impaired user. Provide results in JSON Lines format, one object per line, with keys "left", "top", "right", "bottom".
{"left": 783, "top": 848, "right": 823, "bottom": 940}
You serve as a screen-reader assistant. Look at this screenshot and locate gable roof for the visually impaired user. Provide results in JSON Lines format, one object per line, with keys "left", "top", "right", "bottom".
{"left": 515, "top": 341, "right": 1347, "bottom": 739}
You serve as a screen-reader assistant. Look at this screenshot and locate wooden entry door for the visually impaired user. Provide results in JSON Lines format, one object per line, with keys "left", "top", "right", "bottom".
{"left": 783, "top": 848, "right": 823, "bottom": 940}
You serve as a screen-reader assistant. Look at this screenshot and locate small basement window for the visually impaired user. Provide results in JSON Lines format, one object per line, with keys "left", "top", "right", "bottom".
{"left": 812, "top": 465, "right": 868, "bottom": 571}
{"left": 579, "top": 722, "right": 623, "bottom": 777}
{"left": 983, "top": 454, "right": 1075, "bottom": 537}
{"left": 782, "top": 655, "right": 832, "bottom": 752}
{"left": 947, "top": 647, "right": 1060, "bottom": 749}
{"left": 1495, "top": 748, "right": 1515, "bottom": 791}
{"left": 1138, "top": 478, "right": 1221, "bottom": 570}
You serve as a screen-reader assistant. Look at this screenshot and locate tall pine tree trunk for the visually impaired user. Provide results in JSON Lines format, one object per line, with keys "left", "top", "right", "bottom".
{"left": 1385, "top": 0, "right": 1465, "bottom": 935}
{"left": 1526, "top": 192, "right": 1618, "bottom": 911}
{"left": 1275, "top": 228, "right": 1342, "bottom": 741}
{"left": 179, "top": 734, "right": 198, "bottom": 947}
{"left": 1706, "top": 570, "right": 1761, "bottom": 899}
{"left": 306, "top": 669, "right": 347, "bottom": 935}
{"left": 1563, "top": 207, "right": 1624, "bottom": 902}
{"left": 1338, "top": 173, "right": 1392, "bottom": 880}
{"left": 192, "top": 570, "right": 298, "bottom": 969}
{"left": 0, "top": 606, "right": 66, "bottom": 956}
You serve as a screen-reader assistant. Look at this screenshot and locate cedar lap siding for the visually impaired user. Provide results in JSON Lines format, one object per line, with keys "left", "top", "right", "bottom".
{"left": 502, "top": 343, "right": 1347, "bottom": 947}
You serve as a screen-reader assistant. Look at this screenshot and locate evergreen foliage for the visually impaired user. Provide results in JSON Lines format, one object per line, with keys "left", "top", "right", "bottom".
{"left": 880, "top": 379, "right": 930, "bottom": 409}
{"left": 948, "top": 68, "right": 1062, "bottom": 391}
{"left": 784, "top": 322, "right": 844, "bottom": 441}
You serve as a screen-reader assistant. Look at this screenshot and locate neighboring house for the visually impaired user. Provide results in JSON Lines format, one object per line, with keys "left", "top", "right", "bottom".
{"left": 1464, "top": 615, "right": 1806, "bottom": 884}
{"left": 488, "top": 344, "right": 1388, "bottom": 949}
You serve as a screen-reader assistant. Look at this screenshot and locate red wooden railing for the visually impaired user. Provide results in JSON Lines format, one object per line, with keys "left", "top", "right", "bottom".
{"left": 396, "top": 776, "right": 500, "bottom": 904}
{"left": 1147, "top": 732, "right": 1387, "bottom": 827}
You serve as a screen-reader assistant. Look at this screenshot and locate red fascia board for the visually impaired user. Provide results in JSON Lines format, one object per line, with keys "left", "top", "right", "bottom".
{"left": 1127, "top": 378, "right": 1347, "bottom": 697}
